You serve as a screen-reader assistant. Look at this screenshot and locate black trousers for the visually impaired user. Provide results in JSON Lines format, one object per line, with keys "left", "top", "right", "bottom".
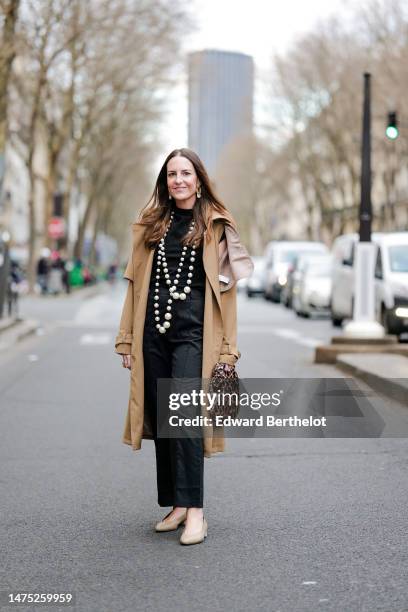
{"left": 143, "top": 286, "right": 205, "bottom": 508}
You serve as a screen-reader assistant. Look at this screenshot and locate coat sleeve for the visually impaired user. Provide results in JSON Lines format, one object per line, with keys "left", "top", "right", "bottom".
{"left": 217, "top": 220, "right": 253, "bottom": 365}
{"left": 219, "top": 282, "right": 241, "bottom": 366}
{"left": 114, "top": 249, "right": 134, "bottom": 355}
{"left": 218, "top": 223, "right": 241, "bottom": 366}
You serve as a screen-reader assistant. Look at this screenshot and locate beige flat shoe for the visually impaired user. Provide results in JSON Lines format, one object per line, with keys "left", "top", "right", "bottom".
{"left": 180, "top": 518, "right": 208, "bottom": 545}
{"left": 155, "top": 509, "right": 187, "bottom": 532}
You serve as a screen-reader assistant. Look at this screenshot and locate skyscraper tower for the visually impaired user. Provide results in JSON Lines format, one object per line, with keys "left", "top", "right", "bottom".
{"left": 188, "top": 50, "right": 254, "bottom": 177}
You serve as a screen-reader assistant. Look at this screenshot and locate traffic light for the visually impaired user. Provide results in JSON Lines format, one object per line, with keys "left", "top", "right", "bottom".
{"left": 386, "top": 111, "right": 399, "bottom": 139}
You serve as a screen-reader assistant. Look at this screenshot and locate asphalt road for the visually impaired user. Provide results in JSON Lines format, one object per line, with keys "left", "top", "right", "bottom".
{"left": 1, "top": 283, "right": 408, "bottom": 612}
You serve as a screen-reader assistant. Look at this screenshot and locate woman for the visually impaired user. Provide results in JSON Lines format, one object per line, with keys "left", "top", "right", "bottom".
{"left": 115, "top": 148, "right": 253, "bottom": 545}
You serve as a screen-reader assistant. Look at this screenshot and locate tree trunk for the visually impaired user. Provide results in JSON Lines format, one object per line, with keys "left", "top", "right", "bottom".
{"left": 26, "top": 177, "right": 36, "bottom": 293}
{"left": 0, "top": 0, "right": 20, "bottom": 209}
{"left": 74, "top": 194, "right": 95, "bottom": 260}
{"left": 0, "top": 0, "right": 20, "bottom": 152}
{"left": 89, "top": 212, "right": 100, "bottom": 267}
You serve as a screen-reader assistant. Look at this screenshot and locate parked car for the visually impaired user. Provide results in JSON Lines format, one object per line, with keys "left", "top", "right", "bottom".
{"left": 263, "top": 241, "right": 329, "bottom": 302}
{"left": 246, "top": 256, "right": 266, "bottom": 297}
{"left": 236, "top": 277, "right": 248, "bottom": 293}
{"left": 293, "top": 255, "right": 333, "bottom": 317}
{"left": 330, "top": 232, "right": 408, "bottom": 335}
{"left": 281, "top": 262, "right": 296, "bottom": 308}
{"left": 282, "top": 252, "right": 328, "bottom": 309}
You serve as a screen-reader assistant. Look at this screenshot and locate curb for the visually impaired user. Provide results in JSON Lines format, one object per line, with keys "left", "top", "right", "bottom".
{"left": 335, "top": 353, "right": 408, "bottom": 406}
{"left": 69, "top": 282, "right": 109, "bottom": 299}
{"left": 315, "top": 343, "right": 408, "bottom": 364}
{"left": 20, "top": 281, "right": 109, "bottom": 302}
{"left": 0, "top": 318, "right": 40, "bottom": 353}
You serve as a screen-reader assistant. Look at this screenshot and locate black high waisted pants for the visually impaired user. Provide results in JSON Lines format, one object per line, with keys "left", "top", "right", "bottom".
{"left": 143, "top": 286, "right": 205, "bottom": 508}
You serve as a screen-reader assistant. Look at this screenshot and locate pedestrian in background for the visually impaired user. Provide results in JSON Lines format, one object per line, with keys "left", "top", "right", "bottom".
{"left": 36, "top": 249, "right": 50, "bottom": 294}
{"left": 107, "top": 262, "right": 118, "bottom": 285}
{"left": 115, "top": 148, "right": 253, "bottom": 546}
{"left": 48, "top": 251, "right": 64, "bottom": 295}
{"left": 60, "top": 256, "right": 71, "bottom": 294}
{"left": 7, "top": 260, "right": 23, "bottom": 316}
{"left": 69, "top": 259, "right": 84, "bottom": 287}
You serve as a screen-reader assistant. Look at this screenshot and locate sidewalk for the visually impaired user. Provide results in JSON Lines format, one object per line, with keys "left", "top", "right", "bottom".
{"left": 0, "top": 316, "right": 39, "bottom": 352}
{"left": 0, "top": 282, "right": 109, "bottom": 352}
{"left": 32, "top": 281, "right": 107, "bottom": 301}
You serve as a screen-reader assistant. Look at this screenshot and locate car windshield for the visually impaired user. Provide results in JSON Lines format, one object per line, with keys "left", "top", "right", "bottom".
{"left": 251, "top": 260, "right": 264, "bottom": 278}
{"left": 278, "top": 250, "right": 297, "bottom": 264}
{"left": 388, "top": 245, "right": 408, "bottom": 272}
{"left": 280, "top": 248, "right": 325, "bottom": 265}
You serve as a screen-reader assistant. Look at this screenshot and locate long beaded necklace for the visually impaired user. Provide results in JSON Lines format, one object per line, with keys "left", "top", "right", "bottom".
{"left": 153, "top": 210, "right": 198, "bottom": 334}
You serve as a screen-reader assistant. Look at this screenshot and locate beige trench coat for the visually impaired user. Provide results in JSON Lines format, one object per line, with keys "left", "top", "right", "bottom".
{"left": 114, "top": 207, "right": 253, "bottom": 458}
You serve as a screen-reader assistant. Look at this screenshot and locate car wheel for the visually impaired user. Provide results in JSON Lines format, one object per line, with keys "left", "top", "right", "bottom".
{"left": 271, "top": 289, "right": 280, "bottom": 303}
{"left": 381, "top": 305, "right": 389, "bottom": 333}
{"left": 330, "top": 308, "right": 343, "bottom": 327}
{"left": 382, "top": 306, "right": 399, "bottom": 335}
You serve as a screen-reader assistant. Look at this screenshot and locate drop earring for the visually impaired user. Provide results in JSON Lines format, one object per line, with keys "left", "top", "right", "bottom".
{"left": 169, "top": 193, "right": 172, "bottom": 200}
{"left": 196, "top": 185, "right": 201, "bottom": 199}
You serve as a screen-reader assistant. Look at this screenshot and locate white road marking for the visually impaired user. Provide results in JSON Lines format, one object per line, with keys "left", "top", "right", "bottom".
{"left": 238, "top": 325, "right": 323, "bottom": 348}
{"left": 272, "top": 328, "right": 300, "bottom": 340}
{"left": 80, "top": 333, "right": 112, "bottom": 345}
{"left": 296, "top": 337, "right": 321, "bottom": 348}
{"left": 74, "top": 294, "right": 122, "bottom": 326}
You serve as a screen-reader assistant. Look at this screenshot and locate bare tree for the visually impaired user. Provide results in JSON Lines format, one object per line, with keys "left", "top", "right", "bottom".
{"left": 9, "top": 0, "right": 77, "bottom": 288}
{"left": 7, "top": 0, "right": 193, "bottom": 288}
{"left": 259, "top": 0, "right": 408, "bottom": 246}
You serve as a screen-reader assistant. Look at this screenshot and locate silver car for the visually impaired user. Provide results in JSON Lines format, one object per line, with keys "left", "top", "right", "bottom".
{"left": 246, "top": 256, "right": 266, "bottom": 297}
{"left": 293, "top": 256, "right": 333, "bottom": 317}
{"left": 264, "top": 241, "right": 329, "bottom": 302}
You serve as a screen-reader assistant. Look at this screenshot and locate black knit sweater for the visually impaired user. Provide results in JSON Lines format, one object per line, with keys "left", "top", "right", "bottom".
{"left": 149, "top": 203, "right": 206, "bottom": 294}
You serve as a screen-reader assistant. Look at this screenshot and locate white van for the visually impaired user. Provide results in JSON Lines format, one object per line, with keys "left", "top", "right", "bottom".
{"left": 263, "top": 241, "right": 328, "bottom": 302}
{"left": 330, "top": 232, "right": 408, "bottom": 334}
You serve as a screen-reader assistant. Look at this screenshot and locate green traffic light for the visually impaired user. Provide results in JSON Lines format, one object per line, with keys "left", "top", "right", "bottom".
{"left": 386, "top": 125, "right": 399, "bottom": 139}
{"left": 386, "top": 111, "right": 398, "bottom": 139}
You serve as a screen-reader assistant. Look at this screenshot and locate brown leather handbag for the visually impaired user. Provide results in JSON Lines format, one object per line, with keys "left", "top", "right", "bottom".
{"left": 208, "top": 362, "right": 240, "bottom": 421}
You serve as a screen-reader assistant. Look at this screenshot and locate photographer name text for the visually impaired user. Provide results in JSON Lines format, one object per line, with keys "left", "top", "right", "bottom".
{"left": 168, "top": 415, "right": 327, "bottom": 428}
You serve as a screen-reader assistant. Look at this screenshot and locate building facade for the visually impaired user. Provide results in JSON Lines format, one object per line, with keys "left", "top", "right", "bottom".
{"left": 188, "top": 49, "right": 254, "bottom": 177}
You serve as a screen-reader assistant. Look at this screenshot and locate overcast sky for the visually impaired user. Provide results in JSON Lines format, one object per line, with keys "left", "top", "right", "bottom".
{"left": 159, "top": 0, "right": 351, "bottom": 160}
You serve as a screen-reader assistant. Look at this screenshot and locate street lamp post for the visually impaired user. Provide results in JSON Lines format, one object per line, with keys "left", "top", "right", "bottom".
{"left": 343, "top": 72, "right": 385, "bottom": 338}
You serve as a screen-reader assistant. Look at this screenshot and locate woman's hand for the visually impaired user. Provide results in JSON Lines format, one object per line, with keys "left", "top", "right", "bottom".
{"left": 121, "top": 354, "right": 131, "bottom": 369}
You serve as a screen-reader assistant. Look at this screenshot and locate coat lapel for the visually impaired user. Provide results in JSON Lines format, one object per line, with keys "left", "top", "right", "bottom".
{"left": 131, "top": 223, "right": 154, "bottom": 337}
{"left": 202, "top": 224, "right": 223, "bottom": 316}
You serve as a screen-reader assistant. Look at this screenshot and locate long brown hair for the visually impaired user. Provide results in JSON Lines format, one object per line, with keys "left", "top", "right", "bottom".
{"left": 137, "top": 148, "right": 235, "bottom": 249}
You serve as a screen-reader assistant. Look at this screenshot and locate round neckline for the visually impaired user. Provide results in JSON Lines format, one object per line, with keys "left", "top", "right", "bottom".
{"left": 172, "top": 202, "right": 194, "bottom": 216}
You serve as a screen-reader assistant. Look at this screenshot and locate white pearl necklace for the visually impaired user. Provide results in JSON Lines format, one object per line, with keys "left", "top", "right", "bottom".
{"left": 153, "top": 210, "right": 197, "bottom": 334}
